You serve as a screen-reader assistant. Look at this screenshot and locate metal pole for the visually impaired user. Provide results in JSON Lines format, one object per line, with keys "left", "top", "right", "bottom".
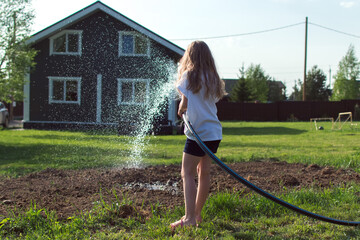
{"left": 303, "top": 17, "right": 308, "bottom": 101}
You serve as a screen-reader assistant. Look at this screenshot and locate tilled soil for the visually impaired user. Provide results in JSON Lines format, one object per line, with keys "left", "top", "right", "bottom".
{"left": 0, "top": 161, "right": 359, "bottom": 220}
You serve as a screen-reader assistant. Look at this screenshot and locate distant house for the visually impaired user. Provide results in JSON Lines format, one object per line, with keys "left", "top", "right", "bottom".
{"left": 267, "top": 80, "right": 286, "bottom": 102}
{"left": 223, "top": 79, "right": 238, "bottom": 96}
{"left": 24, "top": 1, "right": 184, "bottom": 131}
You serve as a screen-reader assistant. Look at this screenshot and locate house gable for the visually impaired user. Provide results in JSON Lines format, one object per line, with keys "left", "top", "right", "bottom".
{"left": 27, "top": 1, "right": 184, "bottom": 56}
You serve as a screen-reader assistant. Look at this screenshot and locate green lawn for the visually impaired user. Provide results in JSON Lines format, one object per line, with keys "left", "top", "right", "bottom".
{"left": 220, "top": 121, "right": 360, "bottom": 171}
{"left": 1, "top": 121, "right": 359, "bottom": 177}
{"left": 0, "top": 121, "right": 360, "bottom": 239}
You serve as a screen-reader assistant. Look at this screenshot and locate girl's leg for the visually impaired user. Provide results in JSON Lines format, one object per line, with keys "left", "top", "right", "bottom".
{"left": 195, "top": 154, "right": 211, "bottom": 222}
{"left": 171, "top": 152, "right": 200, "bottom": 227}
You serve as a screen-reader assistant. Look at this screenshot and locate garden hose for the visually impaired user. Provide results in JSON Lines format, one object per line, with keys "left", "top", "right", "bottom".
{"left": 182, "top": 114, "right": 360, "bottom": 226}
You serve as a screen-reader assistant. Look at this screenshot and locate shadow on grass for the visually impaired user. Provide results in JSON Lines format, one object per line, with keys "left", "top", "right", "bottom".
{"left": 20, "top": 132, "right": 130, "bottom": 143}
{"left": 0, "top": 143, "right": 131, "bottom": 177}
{"left": 0, "top": 138, "right": 184, "bottom": 177}
{"left": 223, "top": 127, "right": 306, "bottom": 135}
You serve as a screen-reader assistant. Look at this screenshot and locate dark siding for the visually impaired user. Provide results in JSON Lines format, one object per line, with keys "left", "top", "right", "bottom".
{"left": 29, "top": 11, "right": 181, "bottom": 125}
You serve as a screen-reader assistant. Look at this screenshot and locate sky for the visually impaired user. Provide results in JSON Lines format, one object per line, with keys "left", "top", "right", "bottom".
{"left": 31, "top": 0, "right": 360, "bottom": 95}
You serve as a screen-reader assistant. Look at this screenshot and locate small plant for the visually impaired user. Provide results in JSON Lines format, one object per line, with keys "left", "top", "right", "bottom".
{"left": 287, "top": 114, "right": 298, "bottom": 122}
{"left": 0, "top": 202, "right": 53, "bottom": 237}
{"left": 354, "top": 104, "right": 360, "bottom": 121}
{"left": 93, "top": 188, "right": 146, "bottom": 228}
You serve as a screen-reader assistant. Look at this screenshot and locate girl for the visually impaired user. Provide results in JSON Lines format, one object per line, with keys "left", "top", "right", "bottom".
{"left": 171, "top": 41, "right": 226, "bottom": 229}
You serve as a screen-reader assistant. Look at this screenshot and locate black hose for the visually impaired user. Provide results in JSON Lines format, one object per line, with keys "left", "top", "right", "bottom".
{"left": 182, "top": 115, "right": 360, "bottom": 226}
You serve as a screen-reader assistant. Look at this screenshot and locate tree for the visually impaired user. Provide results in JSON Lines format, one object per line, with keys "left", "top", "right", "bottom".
{"left": 289, "top": 66, "right": 331, "bottom": 101}
{"left": 303, "top": 65, "right": 331, "bottom": 101}
{"left": 230, "top": 65, "right": 252, "bottom": 102}
{"left": 0, "top": 0, "right": 37, "bottom": 120}
{"left": 230, "top": 75, "right": 252, "bottom": 102}
{"left": 331, "top": 44, "right": 360, "bottom": 101}
{"left": 288, "top": 79, "right": 302, "bottom": 101}
{"left": 230, "top": 64, "right": 270, "bottom": 103}
{"left": 245, "top": 64, "right": 269, "bottom": 102}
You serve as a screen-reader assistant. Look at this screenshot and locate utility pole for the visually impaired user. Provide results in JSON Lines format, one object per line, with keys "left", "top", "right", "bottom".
{"left": 303, "top": 16, "right": 308, "bottom": 101}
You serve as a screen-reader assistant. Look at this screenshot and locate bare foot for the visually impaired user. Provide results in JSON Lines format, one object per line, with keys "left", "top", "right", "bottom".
{"left": 180, "top": 215, "right": 202, "bottom": 223}
{"left": 170, "top": 218, "right": 184, "bottom": 229}
{"left": 170, "top": 217, "right": 196, "bottom": 230}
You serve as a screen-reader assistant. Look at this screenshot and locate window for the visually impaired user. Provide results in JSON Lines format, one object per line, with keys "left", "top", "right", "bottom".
{"left": 50, "top": 30, "right": 82, "bottom": 55}
{"left": 117, "top": 79, "right": 150, "bottom": 105}
{"left": 118, "top": 31, "right": 150, "bottom": 57}
{"left": 48, "top": 77, "right": 81, "bottom": 104}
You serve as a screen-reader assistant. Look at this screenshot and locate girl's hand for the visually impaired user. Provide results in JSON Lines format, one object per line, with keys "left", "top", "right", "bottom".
{"left": 178, "top": 108, "right": 186, "bottom": 117}
{"left": 178, "top": 95, "right": 188, "bottom": 117}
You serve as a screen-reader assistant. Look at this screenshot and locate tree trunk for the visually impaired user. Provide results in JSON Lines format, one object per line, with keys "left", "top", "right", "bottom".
{"left": 9, "top": 96, "right": 14, "bottom": 121}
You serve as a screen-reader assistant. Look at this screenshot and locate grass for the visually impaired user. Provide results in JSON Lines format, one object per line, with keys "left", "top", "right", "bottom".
{"left": 220, "top": 121, "right": 360, "bottom": 172}
{"left": 0, "top": 121, "right": 360, "bottom": 239}
{"left": 1, "top": 185, "right": 360, "bottom": 239}
{"left": 0, "top": 121, "right": 359, "bottom": 177}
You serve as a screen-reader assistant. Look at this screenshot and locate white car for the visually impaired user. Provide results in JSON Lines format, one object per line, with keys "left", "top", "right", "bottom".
{"left": 0, "top": 102, "right": 9, "bottom": 128}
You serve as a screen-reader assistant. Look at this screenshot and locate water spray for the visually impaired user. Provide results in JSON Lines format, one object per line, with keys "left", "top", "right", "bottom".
{"left": 126, "top": 56, "right": 177, "bottom": 168}
{"left": 182, "top": 114, "right": 360, "bottom": 226}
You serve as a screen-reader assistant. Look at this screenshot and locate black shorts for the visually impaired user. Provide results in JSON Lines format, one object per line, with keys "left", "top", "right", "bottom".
{"left": 184, "top": 138, "right": 221, "bottom": 157}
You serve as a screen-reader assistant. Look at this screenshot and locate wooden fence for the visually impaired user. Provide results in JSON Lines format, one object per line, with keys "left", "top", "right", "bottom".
{"left": 8, "top": 99, "right": 360, "bottom": 123}
{"left": 216, "top": 100, "right": 360, "bottom": 121}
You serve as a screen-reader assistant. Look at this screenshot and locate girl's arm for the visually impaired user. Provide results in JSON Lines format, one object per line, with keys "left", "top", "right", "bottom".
{"left": 178, "top": 94, "right": 188, "bottom": 117}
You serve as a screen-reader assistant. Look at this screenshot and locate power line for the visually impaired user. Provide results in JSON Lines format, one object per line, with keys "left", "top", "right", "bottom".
{"left": 309, "top": 22, "right": 360, "bottom": 39}
{"left": 169, "top": 22, "right": 304, "bottom": 41}
{"left": 170, "top": 21, "right": 360, "bottom": 41}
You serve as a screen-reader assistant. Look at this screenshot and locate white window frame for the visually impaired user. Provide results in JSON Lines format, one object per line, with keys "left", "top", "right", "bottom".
{"left": 118, "top": 31, "right": 150, "bottom": 57}
{"left": 48, "top": 76, "right": 81, "bottom": 104}
{"left": 49, "top": 30, "right": 83, "bottom": 56}
{"left": 117, "top": 78, "right": 150, "bottom": 105}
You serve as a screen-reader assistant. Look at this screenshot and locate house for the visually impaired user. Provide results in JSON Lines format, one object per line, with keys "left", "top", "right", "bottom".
{"left": 223, "top": 79, "right": 238, "bottom": 96}
{"left": 219, "top": 79, "right": 238, "bottom": 102}
{"left": 24, "top": 1, "right": 184, "bottom": 132}
{"left": 267, "top": 80, "right": 286, "bottom": 102}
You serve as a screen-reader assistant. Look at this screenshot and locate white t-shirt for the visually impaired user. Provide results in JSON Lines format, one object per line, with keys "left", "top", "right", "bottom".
{"left": 177, "top": 72, "right": 222, "bottom": 141}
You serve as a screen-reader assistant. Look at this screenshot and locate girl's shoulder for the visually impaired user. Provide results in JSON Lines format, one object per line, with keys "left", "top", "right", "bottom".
{"left": 181, "top": 70, "right": 189, "bottom": 79}
{"left": 178, "top": 71, "right": 189, "bottom": 84}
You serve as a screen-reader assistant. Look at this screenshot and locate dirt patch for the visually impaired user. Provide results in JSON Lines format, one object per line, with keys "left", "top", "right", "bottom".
{"left": 0, "top": 161, "right": 359, "bottom": 220}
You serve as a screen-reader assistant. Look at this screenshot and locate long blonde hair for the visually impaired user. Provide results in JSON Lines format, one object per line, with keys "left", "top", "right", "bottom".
{"left": 177, "top": 41, "right": 226, "bottom": 99}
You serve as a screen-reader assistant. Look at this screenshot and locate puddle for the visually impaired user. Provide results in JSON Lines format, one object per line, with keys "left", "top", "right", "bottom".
{"left": 123, "top": 180, "right": 180, "bottom": 195}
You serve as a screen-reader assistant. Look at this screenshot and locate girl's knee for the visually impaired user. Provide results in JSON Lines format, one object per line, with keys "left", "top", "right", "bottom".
{"left": 198, "top": 165, "right": 210, "bottom": 178}
{"left": 181, "top": 168, "right": 196, "bottom": 179}
{"left": 198, "top": 158, "right": 211, "bottom": 176}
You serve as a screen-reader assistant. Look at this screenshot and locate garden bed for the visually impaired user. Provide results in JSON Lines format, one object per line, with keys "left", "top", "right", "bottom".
{"left": 1, "top": 161, "right": 359, "bottom": 220}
